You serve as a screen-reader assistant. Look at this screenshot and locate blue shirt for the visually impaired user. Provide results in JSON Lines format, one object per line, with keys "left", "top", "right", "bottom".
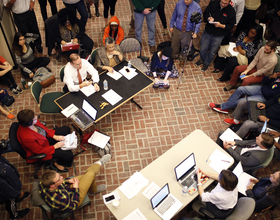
{"left": 170, "top": 0, "right": 201, "bottom": 34}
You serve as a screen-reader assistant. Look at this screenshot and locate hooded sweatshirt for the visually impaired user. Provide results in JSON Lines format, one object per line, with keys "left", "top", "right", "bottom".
{"left": 103, "top": 16, "right": 124, "bottom": 45}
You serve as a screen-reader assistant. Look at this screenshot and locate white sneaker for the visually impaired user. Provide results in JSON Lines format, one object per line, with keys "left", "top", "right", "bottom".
{"left": 88, "top": 184, "right": 107, "bottom": 196}
{"left": 98, "top": 154, "right": 111, "bottom": 165}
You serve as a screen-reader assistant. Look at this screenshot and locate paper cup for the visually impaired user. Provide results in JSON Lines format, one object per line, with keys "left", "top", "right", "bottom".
{"left": 112, "top": 200, "right": 119, "bottom": 208}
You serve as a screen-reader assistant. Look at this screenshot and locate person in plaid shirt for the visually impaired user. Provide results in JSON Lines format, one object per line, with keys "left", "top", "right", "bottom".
{"left": 39, "top": 154, "right": 111, "bottom": 212}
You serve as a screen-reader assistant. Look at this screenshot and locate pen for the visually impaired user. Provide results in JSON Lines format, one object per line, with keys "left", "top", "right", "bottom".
{"left": 221, "top": 160, "right": 230, "bottom": 163}
{"left": 206, "top": 154, "right": 210, "bottom": 163}
{"left": 9, "top": 109, "right": 14, "bottom": 113}
{"left": 209, "top": 13, "right": 212, "bottom": 17}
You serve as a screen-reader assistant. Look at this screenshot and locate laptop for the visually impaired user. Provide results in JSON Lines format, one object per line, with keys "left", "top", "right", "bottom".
{"left": 246, "top": 97, "right": 266, "bottom": 122}
{"left": 174, "top": 153, "right": 197, "bottom": 189}
{"left": 70, "top": 99, "right": 97, "bottom": 130}
{"left": 61, "top": 42, "right": 80, "bottom": 52}
{"left": 150, "top": 183, "right": 183, "bottom": 220}
{"left": 261, "top": 119, "right": 268, "bottom": 133}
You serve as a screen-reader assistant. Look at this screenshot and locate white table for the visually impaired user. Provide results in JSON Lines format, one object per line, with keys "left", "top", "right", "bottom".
{"left": 106, "top": 129, "right": 234, "bottom": 219}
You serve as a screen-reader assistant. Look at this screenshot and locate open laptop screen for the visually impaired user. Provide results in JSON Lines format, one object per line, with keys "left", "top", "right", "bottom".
{"left": 261, "top": 119, "right": 267, "bottom": 133}
{"left": 151, "top": 183, "right": 170, "bottom": 209}
{"left": 174, "top": 153, "right": 196, "bottom": 181}
{"left": 82, "top": 99, "right": 97, "bottom": 120}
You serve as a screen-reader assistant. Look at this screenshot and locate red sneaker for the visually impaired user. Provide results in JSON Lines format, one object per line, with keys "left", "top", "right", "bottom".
{"left": 208, "top": 102, "right": 220, "bottom": 109}
{"left": 213, "top": 107, "right": 229, "bottom": 114}
{"left": 224, "top": 118, "right": 240, "bottom": 125}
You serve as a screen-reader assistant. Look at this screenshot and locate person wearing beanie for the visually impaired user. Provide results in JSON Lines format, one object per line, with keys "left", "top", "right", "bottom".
{"left": 148, "top": 46, "right": 179, "bottom": 88}
{"left": 103, "top": 16, "right": 124, "bottom": 45}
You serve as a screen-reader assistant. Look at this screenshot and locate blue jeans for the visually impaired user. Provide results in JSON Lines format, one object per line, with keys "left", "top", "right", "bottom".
{"left": 134, "top": 10, "right": 156, "bottom": 46}
{"left": 199, "top": 31, "right": 224, "bottom": 66}
{"left": 63, "top": 0, "right": 88, "bottom": 28}
{"left": 220, "top": 85, "right": 266, "bottom": 110}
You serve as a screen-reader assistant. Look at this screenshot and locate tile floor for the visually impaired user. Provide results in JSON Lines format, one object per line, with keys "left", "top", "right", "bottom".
{"left": 0, "top": 0, "right": 279, "bottom": 219}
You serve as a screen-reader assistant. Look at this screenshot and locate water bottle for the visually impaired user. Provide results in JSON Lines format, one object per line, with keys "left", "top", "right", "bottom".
{"left": 103, "top": 79, "right": 108, "bottom": 90}
{"left": 128, "top": 60, "right": 131, "bottom": 68}
{"left": 21, "top": 78, "right": 27, "bottom": 90}
{"left": 182, "top": 186, "right": 188, "bottom": 196}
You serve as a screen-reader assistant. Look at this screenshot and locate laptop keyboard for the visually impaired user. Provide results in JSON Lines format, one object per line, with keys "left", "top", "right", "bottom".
{"left": 76, "top": 111, "right": 92, "bottom": 126}
{"left": 157, "top": 196, "right": 176, "bottom": 215}
{"left": 181, "top": 175, "right": 195, "bottom": 188}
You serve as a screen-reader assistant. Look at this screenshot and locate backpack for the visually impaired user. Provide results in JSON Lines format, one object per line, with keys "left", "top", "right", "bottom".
{"left": 1, "top": 94, "right": 15, "bottom": 107}
{"left": 33, "top": 67, "right": 55, "bottom": 88}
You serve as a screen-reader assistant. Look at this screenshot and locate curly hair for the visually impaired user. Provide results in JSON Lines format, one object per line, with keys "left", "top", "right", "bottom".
{"left": 57, "top": 8, "right": 77, "bottom": 26}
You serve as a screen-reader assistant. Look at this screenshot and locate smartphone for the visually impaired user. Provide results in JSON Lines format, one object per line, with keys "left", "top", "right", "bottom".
{"left": 125, "top": 68, "right": 130, "bottom": 73}
{"left": 240, "top": 75, "right": 245, "bottom": 79}
{"left": 105, "top": 195, "right": 115, "bottom": 202}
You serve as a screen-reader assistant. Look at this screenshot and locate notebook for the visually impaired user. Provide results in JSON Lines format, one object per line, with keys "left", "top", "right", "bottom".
{"left": 70, "top": 99, "right": 97, "bottom": 130}
{"left": 150, "top": 183, "right": 183, "bottom": 220}
{"left": 233, "top": 162, "right": 254, "bottom": 195}
{"left": 174, "top": 153, "right": 197, "bottom": 189}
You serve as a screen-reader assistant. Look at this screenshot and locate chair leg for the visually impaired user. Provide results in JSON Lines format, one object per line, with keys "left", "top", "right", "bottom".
{"left": 41, "top": 207, "right": 51, "bottom": 220}
{"left": 33, "top": 160, "right": 43, "bottom": 179}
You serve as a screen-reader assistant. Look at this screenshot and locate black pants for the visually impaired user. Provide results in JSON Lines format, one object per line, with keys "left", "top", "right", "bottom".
{"left": 214, "top": 56, "right": 239, "bottom": 81}
{"left": 5, "top": 199, "right": 18, "bottom": 219}
{"left": 103, "top": 0, "right": 117, "bottom": 18}
{"left": 13, "top": 10, "right": 42, "bottom": 49}
{"left": 48, "top": 126, "right": 73, "bottom": 167}
{"left": 234, "top": 8, "right": 257, "bottom": 38}
{"left": 157, "top": 0, "right": 167, "bottom": 29}
{"left": 21, "top": 57, "right": 50, "bottom": 78}
{"left": 0, "top": 70, "right": 17, "bottom": 89}
{"left": 205, "top": 202, "right": 234, "bottom": 219}
{"left": 38, "top": 0, "right": 57, "bottom": 21}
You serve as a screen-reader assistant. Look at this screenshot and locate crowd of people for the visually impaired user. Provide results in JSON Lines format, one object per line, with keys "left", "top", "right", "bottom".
{"left": 0, "top": 0, "right": 280, "bottom": 219}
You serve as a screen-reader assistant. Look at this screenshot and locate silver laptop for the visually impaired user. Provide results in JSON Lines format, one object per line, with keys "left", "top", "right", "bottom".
{"left": 174, "top": 153, "right": 197, "bottom": 189}
{"left": 261, "top": 119, "right": 268, "bottom": 133}
{"left": 150, "top": 183, "right": 183, "bottom": 220}
{"left": 70, "top": 99, "right": 97, "bottom": 130}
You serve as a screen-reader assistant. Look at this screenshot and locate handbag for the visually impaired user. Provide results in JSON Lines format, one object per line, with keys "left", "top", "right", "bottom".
{"left": 1, "top": 94, "right": 15, "bottom": 107}
{"left": 33, "top": 67, "right": 55, "bottom": 88}
{"left": 236, "top": 53, "right": 248, "bottom": 65}
{"left": 218, "top": 45, "right": 231, "bottom": 58}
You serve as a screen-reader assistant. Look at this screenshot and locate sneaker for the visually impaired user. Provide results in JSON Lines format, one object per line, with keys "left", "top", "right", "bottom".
{"left": 224, "top": 84, "right": 237, "bottom": 91}
{"left": 201, "top": 64, "right": 208, "bottom": 72}
{"left": 208, "top": 102, "right": 221, "bottom": 109}
{"left": 16, "top": 192, "right": 30, "bottom": 203}
{"left": 88, "top": 184, "right": 107, "bottom": 196}
{"left": 195, "top": 60, "right": 203, "bottom": 66}
{"left": 97, "top": 154, "right": 111, "bottom": 165}
{"left": 150, "top": 45, "right": 156, "bottom": 54}
{"left": 10, "top": 208, "right": 30, "bottom": 219}
{"left": 224, "top": 118, "right": 240, "bottom": 125}
{"left": 11, "top": 88, "right": 18, "bottom": 95}
{"left": 213, "top": 107, "right": 228, "bottom": 114}
{"left": 16, "top": 86, "right": 23, "bottom": 93}
{"left": 7, "top": 113, "right": 15, "bottom": 120}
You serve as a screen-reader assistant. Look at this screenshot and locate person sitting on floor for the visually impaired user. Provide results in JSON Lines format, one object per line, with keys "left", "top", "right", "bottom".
{"left": 195, "top": 169, "right": 238, "bottom": 219}
{"left": 94, "top": 37, "right": 125, "bottom": 73}
{"left": 246, "top": 171, "right": 280, "bottom": 213}
{"left": 223, "top": 92, "right": 280, "bottom": 138}
{"left": 63, "top": 53, "right": 100, "bottom": 93}
{"left": 0, "top": 89, "right": 15, "bottom": 120}
{"left": 214, "top": 25, "right": 263, "bottom": 82}
{"left": 208, "top": 72, "right": 280, "bottom": 114}
{"left": 53, "top": 8, "right": 94, "bottom": 58}
{"left": 217, "top": 132, "right": 274, "bottom": 172}
{"left": 12, "top": 32, "right": 51, "bottom": 79}
{"left": 0, "top": 56, "right": 22, "bottom": 95}
{"left": 103, "top": 16, "right": 124, "bottom": 45}
{"left": 0, "top": 151, "right": 30, "bottom": 219}
{"left": 17, "top": 109, "right": 73, "bottom": 172}
{"left": 147, "top": 46, "right": 179, "bottom": 89}
{"left": 224, "top": 40, "right": 278, "bottom": 91}
{"left": 39, "top": 154, "right": 111, "bottom": 212}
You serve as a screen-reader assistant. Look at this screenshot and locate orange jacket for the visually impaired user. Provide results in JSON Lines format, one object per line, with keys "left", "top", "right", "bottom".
{"left": 103, "top": 16, "right": 124, "bottom": 45}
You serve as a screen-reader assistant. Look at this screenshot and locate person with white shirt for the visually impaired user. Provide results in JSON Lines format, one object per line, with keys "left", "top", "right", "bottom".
{"left": 195, "top": 169, "right": 238, "bottom": 219}
{"left": 63, "top": 53, "right": 100, "bottom": 92}
{"left": 4, "top": 0, "right": 42, "bottom": 53}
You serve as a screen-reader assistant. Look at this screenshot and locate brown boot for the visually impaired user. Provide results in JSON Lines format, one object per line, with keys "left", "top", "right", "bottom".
{"left": 150, "top": 45, "right": 156, "bottom": 54}
{"left": 224, "top": 84, "right": 237, "bottom": 91}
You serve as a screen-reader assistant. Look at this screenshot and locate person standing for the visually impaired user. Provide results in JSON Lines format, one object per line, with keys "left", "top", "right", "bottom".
{"left": 195, "top": 0, "right": 236, "bottom": 72}
{"left": 157, "top": 0, "right": 168, "bottom": 35}
{"left": 4, "top": 0, "right": 43, "bottom": 53}
{"left": 132, "top": 0, "right": 161, "bottom": 53}
{"left": 38, "top": 0, "right": 58, "bottom": 21}
{"left": 170, "top": 0, "right": 201, "bottom": 67}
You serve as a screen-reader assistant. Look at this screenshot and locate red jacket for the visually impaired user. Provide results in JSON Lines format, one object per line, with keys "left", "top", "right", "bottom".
{"left": 103, "top": 16, "right": 124, "bottom": 45}
{"left": 17, "top": 120, "right": 55, "bottom": 163}
{"left": 0, "top": 56, "right": 6, "bottom": 65}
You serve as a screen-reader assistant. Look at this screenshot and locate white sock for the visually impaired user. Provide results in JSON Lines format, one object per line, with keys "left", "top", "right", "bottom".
{"left": 234, "top": 119, "right": 240, "bottom": 124}
{"left": 94, "top": 161, "right": 102, "bottom": 166}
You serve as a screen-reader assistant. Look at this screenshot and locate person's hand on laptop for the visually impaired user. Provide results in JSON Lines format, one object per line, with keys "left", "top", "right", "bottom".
{"left": 54, "top": 141, "right": 65, "bottom": 149}
{"left": 61, "top": 40, "right": 67, "bottom": 46}
{"left": 258, "top": 115, "right": 268, "bottom": 122}
{"left": 73, "top": 38, "right": 78, "bottom": 44}
{"left": 93, "top": 83, "right": 100, "bottom": 92}
{"left": 53, "top": 135, "right": 65, "bottom": 141}
{"left": 268, "top": 130, "right": 280, "bottom": 138}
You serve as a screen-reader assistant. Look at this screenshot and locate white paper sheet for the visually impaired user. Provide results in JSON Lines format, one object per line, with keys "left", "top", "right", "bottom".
{"left": 228, "top": 42, "right": 239, "bottom": 57}
{"left": 88, "top": 131, "right": 110, "bottom": 149}
{"left": 107, "top": 70, "right": 123, "bottom": 80}
{"left": 102, "top": 190, "right": 121, "bottom": 204}
{"left": 61, "top": 104, "right": 79, "bottom": 118}
{"left": 219, "top": 128, "right": 242, "bottom": 142}
{"left": 119, "top": 172, "right": 149, "bottom": 200}
{"left": 80, "top": 84, "right": 96, "bottom": 97}
{"left": 208, "top": 149, "right": 234, "bottom": 173}
{"left": 102, "top": 89, "right": 122, "bottom": 106}
{"left": 123, "top": 208, "right": 147, "bottom": 220}
{"left": 119, "top": 66, "right": 138, "bottom": 80}
{"left": 142, "top": 182, "right": 160, "bottom": 199}
{"left": 209, "top": 21, "right": 218, "bottom": 24}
